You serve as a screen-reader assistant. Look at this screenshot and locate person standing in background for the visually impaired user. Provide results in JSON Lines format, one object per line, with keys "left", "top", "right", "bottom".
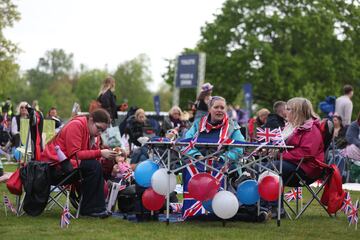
{"left": 194, "top": 82, "right": 213, "bottom": 121}
{"left": 98, "top": 76, "right": 118, "bottom": 122}
{"left": 335, "top": 84, "right": 353, "bottom": 126}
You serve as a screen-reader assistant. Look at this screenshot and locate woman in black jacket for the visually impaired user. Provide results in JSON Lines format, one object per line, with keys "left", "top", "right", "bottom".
{"left": 98, "top": 76, "right": 118, "bottom": 121}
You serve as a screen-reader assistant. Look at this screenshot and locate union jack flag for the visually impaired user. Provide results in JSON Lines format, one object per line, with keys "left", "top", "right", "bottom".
{"left": 3, "top": 194, "right": 16, "bottom": 214}
{"left": 347, "top": 199, "right": 358, "bottom": 225}
{"left": 256, "top": 128, "right": 281, "bottom": 143}
{"left": 341, "top": 191, "right": 353, "bottom": 214}
{"left": 122, "top": 170, "right": 133, "bottom": 182}
{"left": 182, "top": 159, "right": 225, "bottom": 220}
{"left": 60, "top": 204, "right": 71, "bottom": 228}
{"left": 170, "top": 203, "right": 183, "bottom": 213}
{"left": 284, "top": 187, "right": 302, "bottom": 202}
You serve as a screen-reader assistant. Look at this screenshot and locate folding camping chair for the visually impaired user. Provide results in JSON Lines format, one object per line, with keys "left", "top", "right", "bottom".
{"left": 283, "top": 156, "right": 333, "bottom": 220}
{"left": 45, "top": 162, "right": 84, "bottom": 219}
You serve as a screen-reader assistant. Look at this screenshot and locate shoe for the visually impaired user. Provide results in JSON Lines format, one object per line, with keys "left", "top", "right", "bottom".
{"left": 257, "top": 210, "right": 272, "bottom": 222}
{"left": 82, "top": 210, "right": 112, "bottom": 219}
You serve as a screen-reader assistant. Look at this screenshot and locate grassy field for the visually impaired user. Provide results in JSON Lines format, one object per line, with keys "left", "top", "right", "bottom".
{"left": 0, "top": 164, "right": 359, "bottom": 240}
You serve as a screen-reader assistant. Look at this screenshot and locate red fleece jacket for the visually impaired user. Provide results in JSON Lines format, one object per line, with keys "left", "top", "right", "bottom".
{"left": 40, "top": 116, "right": 102, "bottom": 167}
{"left": 282, "top": 119, "right": 324, "bottom": 179}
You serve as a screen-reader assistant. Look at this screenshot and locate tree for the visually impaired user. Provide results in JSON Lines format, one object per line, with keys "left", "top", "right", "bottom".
{"left": 0, "top": 0, "right": 20, "bottom": 60}
{"left": 0, "top": 0, "right": 20, "bottom": 100}
{"left": 37, "top": 49, "right": 74, "bottom": 79}
{"left": 113, "top": 54, "right": 154, "bottom": 110}
{"left": 190, "top": 0, "right": 360, "bottom": 115}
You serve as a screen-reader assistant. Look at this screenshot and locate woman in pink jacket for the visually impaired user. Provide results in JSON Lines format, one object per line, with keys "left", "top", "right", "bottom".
{"left": 274, "top": 97, "right": 324, "bottom": 186}
{"left": 41, "top": 108, "right": 117, "bottom": 218}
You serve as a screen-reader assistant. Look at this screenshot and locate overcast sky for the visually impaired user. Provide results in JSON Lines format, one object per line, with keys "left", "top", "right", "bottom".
{"left": 5, "top": 0, "right": 225, "bottom": 91}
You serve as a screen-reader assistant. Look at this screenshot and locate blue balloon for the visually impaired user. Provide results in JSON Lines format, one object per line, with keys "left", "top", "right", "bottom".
{"left": 134, "top": 160, "right": 159, "bottom": 187}
{"left": 202, "top": 199, "right": 213, "bottom": 212}
{"left": 236, "top": 180, "right": 259, "bottom": 205}
{"left": 14, "top": 149, "right": 22, "bottom": 161}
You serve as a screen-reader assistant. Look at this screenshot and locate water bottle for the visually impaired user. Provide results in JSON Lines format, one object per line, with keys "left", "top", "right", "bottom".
{"left": 55, "top": 145, "right": 73, "bottom": 174}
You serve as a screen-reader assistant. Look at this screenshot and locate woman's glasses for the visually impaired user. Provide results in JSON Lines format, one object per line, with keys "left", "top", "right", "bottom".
{"left": 95, "top": 123, "right": 107, "bottom": 133}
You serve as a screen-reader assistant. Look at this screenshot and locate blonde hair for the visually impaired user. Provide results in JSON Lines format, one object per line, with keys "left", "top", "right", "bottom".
{"left": 16, "top": 101, "right": 29, "bottom": 115}
{"left": 169, "top": 106, "right": 182, "bottom": 117}
{"left": 257, "top": 108, "right": 270, "bottom": 118}
{"left": 98, "top": 76, "right": 115, "bottom": 95}
{"left": 135, "top": 108, "right": 146, "bottom": 121}
{"left": 287, "top": 97, "right": 319, "bottom": 127}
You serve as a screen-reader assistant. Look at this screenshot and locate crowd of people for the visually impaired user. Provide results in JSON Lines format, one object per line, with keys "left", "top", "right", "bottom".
{"left": 0, "top": 78, "right": 358, "bottom": 220}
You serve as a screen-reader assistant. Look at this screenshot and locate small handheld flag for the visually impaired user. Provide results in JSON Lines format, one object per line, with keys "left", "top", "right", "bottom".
{"left": 3, "top": 193, "right": 17, "bottom": 215}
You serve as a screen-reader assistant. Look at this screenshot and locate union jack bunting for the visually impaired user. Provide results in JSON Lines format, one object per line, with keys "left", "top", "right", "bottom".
{"left": 341, "top": 191, "right": 353, "bottom": 215}
{"left": 284, "top": 187, "right": 303, "bottom": 202}
{"left": 170, "top": 203, "right": 183, "bottom": 213}
{"left": 256, "top": 127, "right": 281, "bottom": 143}
{"left": 122, "top": 170, "right": 133, "bottom": 182}
{"left": 3, "top": 194, "right": 16, "bottom": 214}
{"left": 182, "top": 159, "right": 225, "bottom": 220}
{"left": 347, "top": 200, "right": 358, "bottom": 225}
{"left": 60, "top": 204, "right": 71, "bottom": 228}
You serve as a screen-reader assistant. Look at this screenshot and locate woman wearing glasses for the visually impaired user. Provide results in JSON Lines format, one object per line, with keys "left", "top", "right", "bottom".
{"left": 11, "top": 101, "right": 29, "bottom": 147}
{"left": 41, "top": 108, "right": 117, "bottom": 218}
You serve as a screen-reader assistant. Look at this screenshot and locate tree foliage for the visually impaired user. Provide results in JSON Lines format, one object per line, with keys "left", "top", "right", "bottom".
{"left": 37, "top": 49, "right": 74, "bottom": 79}
{"left": 0, "top": 0, "right": 20, "bottom": 100}
{"left": 113, "top": 54, "right": 154, "bottom": 110}
{"left": 179, "top": 0, "right": 360, "bottom": 116}
{"left": 73, "top": 69, "right": 109, "bottom": 111}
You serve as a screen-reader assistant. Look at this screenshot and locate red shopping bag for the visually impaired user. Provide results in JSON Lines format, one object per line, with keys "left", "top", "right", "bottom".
{"left": 6, "top": 168, "right": 23, "bottom": 195}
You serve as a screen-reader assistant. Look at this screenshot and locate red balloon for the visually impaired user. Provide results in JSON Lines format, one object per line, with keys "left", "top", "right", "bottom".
{"left": 188, "top": 173, "right": 220, "bottom": 201}
{"left": 142, "top": 188, "right": 165, "bottom": 211}
{"left": 258, "top": 175, "right": 281, "bottom": 201}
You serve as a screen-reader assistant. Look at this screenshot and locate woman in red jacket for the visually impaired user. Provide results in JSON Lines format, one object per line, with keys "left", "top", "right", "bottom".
{"left": 41, "top": 108, "right": 117, "bottom": 218}
{"left": 273, "top": 97, "right": 324, "bottom": 186}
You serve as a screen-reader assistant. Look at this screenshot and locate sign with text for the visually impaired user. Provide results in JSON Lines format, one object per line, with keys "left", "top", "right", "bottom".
{"left": 153, "top": 95, "right": 160, "bottom": 116}
{"left": 175, "top": 54, "right": 199, "bottom": 88}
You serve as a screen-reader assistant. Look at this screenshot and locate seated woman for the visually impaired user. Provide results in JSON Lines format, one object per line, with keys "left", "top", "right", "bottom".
{"left": 40, "top": 108, "right": 117, "bottom": 218}
{"left": 342, "top": 112, "right": 360, "bottom": 161}
{"left": 270, "top": 97, "right": 324, "bottom": 186}
{"left": 125, "top": 108, "right": 156, "bottom": 150}
{"left": 247, "top": 108, "right": 270, "bottom": 142}
{"left": 161, "top": 106, "right": 190, "bottom": 138}
{"left": 184, "top": 96, "right": 244, "bottom": 161}
{"left": 332, "top": 114, "right": 348, "bottom": 149}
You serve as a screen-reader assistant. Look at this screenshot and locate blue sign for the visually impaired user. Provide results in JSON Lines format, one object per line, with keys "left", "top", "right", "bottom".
{"left": 153, "top": 95, "right": 160, "bottom": 116}
{"left": 175, "top": 54, "right": 199, "bottom": 88}
{"left": 243, "top": 83, "right": 253, "bottom": 115}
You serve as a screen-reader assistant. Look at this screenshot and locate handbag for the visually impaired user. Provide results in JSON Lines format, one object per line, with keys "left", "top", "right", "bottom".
{"left": 6, "top": 168, "right": 23, "bottom": 195}
{"left": 101, "top": 125, "right": 122, "bottom": 148}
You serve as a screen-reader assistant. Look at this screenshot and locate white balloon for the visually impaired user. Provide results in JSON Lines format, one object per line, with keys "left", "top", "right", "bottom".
{"left": 151, "top": 168, "right": 177, "bottom": 196}
{"left": 258, "top": 170, "right": 280, "bottom": 182}
{"left": 212, "top": 191, "right": 239, "bottom": 219}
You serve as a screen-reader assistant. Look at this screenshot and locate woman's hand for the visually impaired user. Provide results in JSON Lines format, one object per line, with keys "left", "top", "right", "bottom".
{"left": 101, "top": 149, "right": 117, "bottom": 161}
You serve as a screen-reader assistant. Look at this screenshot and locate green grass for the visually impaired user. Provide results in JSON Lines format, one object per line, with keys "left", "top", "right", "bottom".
{"left": 0, "top": 164, "right": 359, "bottom": 240}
